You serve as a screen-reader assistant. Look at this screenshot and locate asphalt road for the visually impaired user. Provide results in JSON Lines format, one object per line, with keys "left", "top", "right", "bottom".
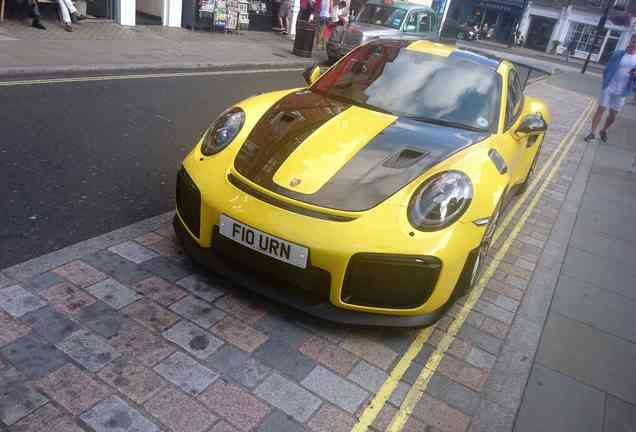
{"left": 0, "top": 69, "right": 305, "bottom": 269}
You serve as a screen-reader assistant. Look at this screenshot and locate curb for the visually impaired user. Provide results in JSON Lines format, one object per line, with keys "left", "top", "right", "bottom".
{"left": 472, "top": 102, "right": 598, "bottom": 430}
{"left": 0, "top": 59, "right": 318, "bottom": 79}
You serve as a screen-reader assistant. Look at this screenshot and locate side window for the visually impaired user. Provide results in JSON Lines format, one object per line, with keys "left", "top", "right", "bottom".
{"left": 404, "top": 11, "right": 433, "bottom": 33}
{"left": 404, "top": 12, "right": 417, "bottom": 32}
{"left": 417, "top": 12, "right": 433, "bottom": 33}
{"left": 505, "top": 69, "right": 524, "bottom": 130}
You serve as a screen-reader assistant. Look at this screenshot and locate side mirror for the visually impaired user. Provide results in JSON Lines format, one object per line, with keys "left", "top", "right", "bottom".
{"left": 303, "top": 64, "right": 322, "bottom": 86}
{"left": 516, "top": 113, "right": 547, "bottom": 135}
{"left": 405, "top": 24, "right": 416, "bottom": 32}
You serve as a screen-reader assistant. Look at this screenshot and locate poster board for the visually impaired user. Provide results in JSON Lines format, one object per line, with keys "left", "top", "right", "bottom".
{"left": 225, "top": 0, "right": 240, "bottom": 30}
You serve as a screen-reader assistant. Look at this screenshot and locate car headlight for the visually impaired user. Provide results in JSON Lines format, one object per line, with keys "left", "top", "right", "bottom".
{"left": 201, "top": 107, "right": 245, "bottom": 156}
{"left": 408, "top": 171, "right": 473, "bottom": 231}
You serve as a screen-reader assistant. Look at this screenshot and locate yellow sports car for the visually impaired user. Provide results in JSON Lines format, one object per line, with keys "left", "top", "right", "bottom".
{"left": 174, "top": 39, "right": 550, "bottom": 326}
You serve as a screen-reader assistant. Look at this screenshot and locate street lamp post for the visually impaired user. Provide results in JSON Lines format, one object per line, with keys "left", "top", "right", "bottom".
{"left": 581, "top": 0, "right": 615, "bottom": 73}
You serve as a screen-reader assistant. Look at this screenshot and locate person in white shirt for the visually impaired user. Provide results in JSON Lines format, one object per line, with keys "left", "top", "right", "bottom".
{"left": 57, "top": 0, "right": 86, "bottom": 32}
{"left": 585, "top": 33, "right": 636, "bottom": 143}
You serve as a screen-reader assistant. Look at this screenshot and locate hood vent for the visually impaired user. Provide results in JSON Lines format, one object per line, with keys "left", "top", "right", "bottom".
{"left": 382, "top": 148, "right": 429, "bottom": 169}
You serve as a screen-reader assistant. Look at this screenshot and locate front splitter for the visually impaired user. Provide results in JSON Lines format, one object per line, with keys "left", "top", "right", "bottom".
{"left": 174, "top": 215, "right": 451, "bottom": 327}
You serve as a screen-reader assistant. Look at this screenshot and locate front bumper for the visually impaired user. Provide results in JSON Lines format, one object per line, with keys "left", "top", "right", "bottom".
{"left": 174, "top": 214, "right": 451, "bottom": 327}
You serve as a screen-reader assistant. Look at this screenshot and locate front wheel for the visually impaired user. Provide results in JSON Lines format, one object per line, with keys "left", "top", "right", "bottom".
{"left": 517, "top": 144, "right": 542, "bottom": 195}
{"left": 454, "top": 197, "right": 503, "bottom": 298}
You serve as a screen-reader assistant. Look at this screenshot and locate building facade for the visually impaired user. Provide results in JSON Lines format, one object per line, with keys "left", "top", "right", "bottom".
{"left": 518, "top": 0, "right": 635, "bottom": 62}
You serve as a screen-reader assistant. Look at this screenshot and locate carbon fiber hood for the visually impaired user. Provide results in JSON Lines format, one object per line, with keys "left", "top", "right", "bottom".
{"left": 234, "top": 90, "right": 488, "bottom": 212}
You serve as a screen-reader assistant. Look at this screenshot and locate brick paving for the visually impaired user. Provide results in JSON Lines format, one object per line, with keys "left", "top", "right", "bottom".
{"left": 0, "top": 80, "right": 595, "bottom": 431}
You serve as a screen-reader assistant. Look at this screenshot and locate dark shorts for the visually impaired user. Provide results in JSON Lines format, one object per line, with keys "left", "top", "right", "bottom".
{"left": 278, "top": 0, "right": 290, "bottom": 18}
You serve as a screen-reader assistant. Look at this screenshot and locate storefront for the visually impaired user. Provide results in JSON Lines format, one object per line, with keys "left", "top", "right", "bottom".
{"left": 518, "top": 1, "right": 635, "bottom": 63}
{"left": 443, "top": 0, "right": 523, "bottom": 42}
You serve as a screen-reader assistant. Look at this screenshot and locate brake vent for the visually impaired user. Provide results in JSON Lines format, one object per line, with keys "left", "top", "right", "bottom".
{"left": 382, "top": 148, "right": 428, "bottom": 169}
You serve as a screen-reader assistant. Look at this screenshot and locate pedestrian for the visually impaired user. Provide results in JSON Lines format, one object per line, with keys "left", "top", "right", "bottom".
{"left": 565, "top": 37, "right": 576, "bottom": 63}
{"left": 585, "top": 33, "right": 636, "bottom": 143}
{"left": 276, "top": 0, "right": 290, "bottom": 34}
{"left": 16, "top": 0, "right": 45, "bottom": 29}
{"left": 57, "top": 0, "right": 86, "bottom": 32}
{"left": 314, "top": 0, "right": 332, "bottom": 50}
{"left": 298, "top": 0, "right": 314, "bottom": 21}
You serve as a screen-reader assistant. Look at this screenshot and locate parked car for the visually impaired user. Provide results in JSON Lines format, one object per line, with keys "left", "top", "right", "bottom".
{"left": 174, "top": 39, "right": 550, "bottom": 327}
{"left": 326, "top": 0, "right": 438, "bottom": 63}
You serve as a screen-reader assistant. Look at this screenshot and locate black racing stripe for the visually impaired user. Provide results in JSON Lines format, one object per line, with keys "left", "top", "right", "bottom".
{"left": 234, "top": 90, "right": 350, "bottom": 185}
{"left": 227, "top": 173, "right": 355, "bottom": 222}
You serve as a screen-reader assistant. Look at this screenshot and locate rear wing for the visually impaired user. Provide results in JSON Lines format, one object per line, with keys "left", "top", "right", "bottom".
{"left": 455, "top": 46, "right": 552, "bottom": 90}
{"left": 508, "top": 61, "right": 552, "bottom": 90}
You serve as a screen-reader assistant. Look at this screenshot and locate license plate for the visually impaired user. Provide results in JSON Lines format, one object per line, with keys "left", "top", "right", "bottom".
{"left": 219, "top": 214, "right": 309, "bottom": 269}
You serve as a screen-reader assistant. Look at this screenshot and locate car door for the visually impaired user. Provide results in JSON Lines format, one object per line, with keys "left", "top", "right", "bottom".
{"left": 402, "top": 10, "right": 437, "bottom": 39}
{"left": 496, "top": 67, "right": 529, "bottom": 186}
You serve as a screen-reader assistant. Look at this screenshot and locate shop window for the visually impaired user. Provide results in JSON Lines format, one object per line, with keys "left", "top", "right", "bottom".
{"left": 567, "top": 23, "right": 607, "bottom": 54}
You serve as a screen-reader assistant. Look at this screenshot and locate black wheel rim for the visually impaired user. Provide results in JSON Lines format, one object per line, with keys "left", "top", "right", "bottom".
{"left": 471, "top": 203, "right": 500, "bottom": 287}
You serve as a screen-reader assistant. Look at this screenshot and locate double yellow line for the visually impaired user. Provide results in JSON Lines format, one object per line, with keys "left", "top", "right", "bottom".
{"left": 352, "top": 95, "right": 595, "bottom": 432}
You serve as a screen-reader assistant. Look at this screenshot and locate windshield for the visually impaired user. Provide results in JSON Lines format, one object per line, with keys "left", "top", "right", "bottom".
{"left": 313, "top": 41, "right": 501, "bottom": 132}
{"left": 357, "top": 4, "right": 406, "bottom": 29}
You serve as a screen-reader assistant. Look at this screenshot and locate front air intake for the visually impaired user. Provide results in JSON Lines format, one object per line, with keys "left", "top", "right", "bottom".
{"left": 342, "top": 253, "right": 442, "bottom": 309}
{"left": 176, "top": 167, "right": 201, "bottom": 238}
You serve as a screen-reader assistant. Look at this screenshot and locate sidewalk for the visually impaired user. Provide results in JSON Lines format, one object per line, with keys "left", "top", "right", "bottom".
{"left": 514, "top": 90, "right": 636, "bottom": 431}
{"left": 456, "top": 39, "right": 604, "bottom": 76}
{"left": 0, "top": 20, "right": 322, "bottom": 76}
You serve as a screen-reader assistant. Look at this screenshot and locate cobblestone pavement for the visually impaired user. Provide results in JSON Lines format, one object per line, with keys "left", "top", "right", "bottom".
{"left": 0, "top": 80, "right": 595, "bottom": 432}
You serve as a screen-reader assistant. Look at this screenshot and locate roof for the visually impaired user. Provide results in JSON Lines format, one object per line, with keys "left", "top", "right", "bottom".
{"left": 365, "top": 0, "right": 436, "bottom": 12}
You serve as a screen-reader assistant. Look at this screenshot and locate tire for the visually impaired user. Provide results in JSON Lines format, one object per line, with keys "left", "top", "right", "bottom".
{"left": 454, "top": 197, "right": 503, "bottom": 297}
{"left": 517, "top": 144, "right": 542, "bottom": 195}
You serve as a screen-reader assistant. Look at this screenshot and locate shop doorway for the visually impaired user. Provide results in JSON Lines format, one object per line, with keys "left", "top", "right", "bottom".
{"left": 599, "top": 30, "right": 621, "bottom": 64}
{"left": 136, "top": 0, "right": 164, "bottom": 24}
{"left": 526, "top": 15, "right": 556, "bottom": 51}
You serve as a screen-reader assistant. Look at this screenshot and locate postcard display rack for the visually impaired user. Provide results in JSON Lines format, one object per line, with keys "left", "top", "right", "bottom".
{"left": 198, "top": 0, "right": 248, "bottom": 32}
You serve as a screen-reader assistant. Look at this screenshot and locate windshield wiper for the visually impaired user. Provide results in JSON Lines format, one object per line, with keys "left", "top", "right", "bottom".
{"left": 406, "top": 116, "right": 489, "bottom": 133}
{"left": 313, "top": 89, "right": 394, "bottom": 116}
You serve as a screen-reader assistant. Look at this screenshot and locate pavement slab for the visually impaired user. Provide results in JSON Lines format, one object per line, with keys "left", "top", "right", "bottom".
{"left": 0, "top": 285, "right": 46, "bottom": 319}
{"left": 110, "top": 321, "right": 175, "bottom": 367}
{"left": 153, "top": 351, "right": 218, "bottom": 395}
{"left": 80, "top": 396, "right": 160, "bottom": 432}
{"left": 108, "top": 241, "right": 159, "bottom": 264}
{"left": 39, "top": 282, "right": 95, "bottom": 315}
{"left": 132, "top": 276, "right": 188, "bottom": 306}
{"left": 36, "top": 363, "right": 112, "bottom": 416}
{"left": 161, "top": 320, "right": 224, "bottom": 359}
{"left": 98, "top": 356, "right": 168, "bottom": 404}
{"left": 124, "top": 298, "right": 179, "bottom": 332}
{"left": 0, "top": 335, "right": 68, "bottom": 379}
{"left": 56, "top": 329, "right": 120, "bottom": 372}
{"left": 169, "top": 295, "right": 227, "bottom": 329}
{"left": 301, "top": 366, "right": 369, "bottom": 414}
{"left": 144, "top": 386, "right": 217, "bottom": 432}
{"left": 199, "top": 380, "right": 272, "bottom": 431}
{"left": 20, "top": 306, "right": 81, "bottom": 344}
{"left": 254, "top": 373, "right": 320, "bottom": 423}
{"left": 0, "top": 311, "right": 31, "bottom": 347}
{"left": 515, "top": 364, "right": 604, "bottom": 432}
{"left": 86, "top": 278, "right": 142, "bottom": 310}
